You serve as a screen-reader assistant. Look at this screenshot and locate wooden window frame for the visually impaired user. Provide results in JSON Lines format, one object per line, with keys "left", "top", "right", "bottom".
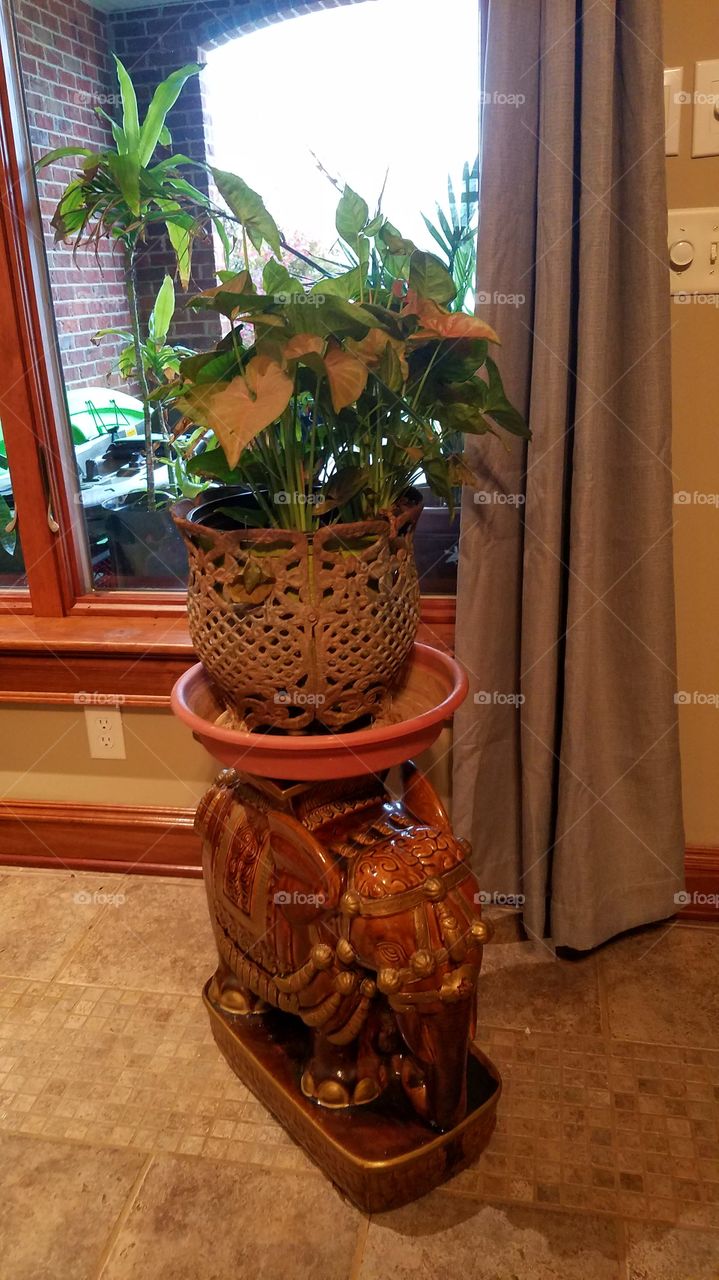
{"left": 0, "top": 4, "right": 455, "bottom": 701}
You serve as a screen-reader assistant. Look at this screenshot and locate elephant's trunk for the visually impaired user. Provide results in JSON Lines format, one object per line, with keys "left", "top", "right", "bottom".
{"left": 393, "top": 985, "right": 475, "bottom": 1132}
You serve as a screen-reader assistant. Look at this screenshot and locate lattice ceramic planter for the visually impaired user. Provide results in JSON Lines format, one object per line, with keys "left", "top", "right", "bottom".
{"left": 172, "top": 491, "right": 422, "bottom": 733}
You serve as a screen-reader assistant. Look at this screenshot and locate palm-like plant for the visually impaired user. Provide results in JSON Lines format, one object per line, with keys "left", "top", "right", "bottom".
{"left": 36, "top": 57, "right": 232, "bottom": 507}
{"left": 421, "top": 158, "right": 479, "bottom": 313}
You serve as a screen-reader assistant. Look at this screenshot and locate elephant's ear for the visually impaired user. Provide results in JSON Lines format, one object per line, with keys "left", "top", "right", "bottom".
{"left": 267, "top": 812, "right": 343, "bottom": 909}
{"left": 401, "top": 762, "right": 451, "bottom": 831}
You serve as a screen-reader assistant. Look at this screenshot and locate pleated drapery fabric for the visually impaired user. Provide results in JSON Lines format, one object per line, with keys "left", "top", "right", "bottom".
{"left": 453, "top": 0, "right": 685, "bottom": 950}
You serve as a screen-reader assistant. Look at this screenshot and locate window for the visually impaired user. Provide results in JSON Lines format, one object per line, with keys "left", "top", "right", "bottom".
{"left": 0, "top": 0, "right": 467, "bottom": 673}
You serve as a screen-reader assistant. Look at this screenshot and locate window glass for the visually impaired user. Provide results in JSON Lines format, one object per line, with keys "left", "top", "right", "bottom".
{"left": 0, "top": 438, "right": 26, "bottom": 588}
{"left": 13, "top": 0, "right": 479, "bottom": 594}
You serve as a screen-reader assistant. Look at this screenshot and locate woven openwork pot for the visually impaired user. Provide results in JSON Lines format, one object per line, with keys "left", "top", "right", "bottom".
{"left": 172, "top": 492, "right": 422, "bottom": 734}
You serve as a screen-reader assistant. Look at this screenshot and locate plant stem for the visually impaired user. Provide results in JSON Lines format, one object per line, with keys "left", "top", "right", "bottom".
{"left": 125, "top": 242, "right": 156, "bottom": 510}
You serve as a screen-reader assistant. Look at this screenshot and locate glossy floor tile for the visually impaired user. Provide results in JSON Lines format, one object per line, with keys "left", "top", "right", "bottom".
{"left": 479, "top": 940, "right": 603, "bottom": 1035}
{"left": 56, "top": 875, "right": 216, "bottom": 994}
{"left": 100, "top": 1156, "right": 362, "bottom": 1280}
{"left": 360, "top": 1195, "right": 622, "bottom": 1279}
{"left": 599, "top": 921, "right": 719, "bottom": 1049}
{"left": 0, "top": 870, "right": 717, "bottom": 1279}
{"left": 0, "top": 869, "right": 124, "bottom": 981}
{"left": 0, "top": 1132, "right": 147, "bottom": 1280}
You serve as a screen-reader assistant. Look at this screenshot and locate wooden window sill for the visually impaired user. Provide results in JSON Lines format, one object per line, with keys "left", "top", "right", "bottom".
{"left": 0, "top": 598, "right": 456, "bottom": 705}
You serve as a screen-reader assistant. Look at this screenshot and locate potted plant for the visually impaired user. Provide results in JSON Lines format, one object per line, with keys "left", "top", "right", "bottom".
{"left": 166, "top": 183, "right": 528, "bottom": 733}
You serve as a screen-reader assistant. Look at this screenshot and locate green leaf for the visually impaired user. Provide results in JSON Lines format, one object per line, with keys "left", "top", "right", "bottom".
{"left": 211, "top": 213, "right": 231, "bottom": 270}
{"left": 421, "top": 212, "right": 451, "bottom": 259}
{"left": 138, "top": 63, "right": 202, "bottom": 167}
{"left": 153, "top": 198, "right": 193, "bottom": 287}
{"left": 311, "top": 263, "right": 365, "bottom": 301}
{"left": 483, "top": 357, "right": 531, "bottom": 438}
{"left": 181, "top": 349, "right": 239, "bottom": 384}
{"left": 263, "top": 259, "right": 303, "bottom": 300}
{"left": 316, "top": 465, "right": 371, "bottom": 514}
{"left": 50, "top": 180, "right": 89, "bottom": 241}
{"left": 409, "top": 250, "right": 457, "bottom": 305}
{"left": 211, "top": 167, "right": 282, "bottom": 259}
{"left": 364, "top": 214, "right": 385, "bottom": 238}
{"left": 149, "top": 275, "right": 175, "bottom": 346}
{"left": 158, "top": 125, "right": 172, "bottom": 148}
{"left": 380, "top": 222, "right": 416, "bottom": 256}
{"left": 35, "top": 146, "right": 95, "bottom": 172}
{"left": 424, "top": 457, "right": 453, "bottom": 505}
{"left": 186, "top": 445, "right": 239, "bottom": 483}
{"left": 94, "top": 107, "right": 126, "bottom": 152}
{"left": 336, "top": 186, "right": 368, "bottom": 249}
{"left": 282, "top": 296, "right": 382, "bottom": 341}
{"left": 435, "top": 338, "right": 489, "bottom": 383}
{"left": 107, "top": 152, "right": 140, "bottom": 216}
{"left": 112, "top": 55, "right": 140, "bottom": 156}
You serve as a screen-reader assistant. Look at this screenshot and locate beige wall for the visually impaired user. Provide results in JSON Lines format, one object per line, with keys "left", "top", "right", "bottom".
{"left": 664, "top": 0, "right": 719, "bottom": 846}
{"left": 0, "top": 705, "right": 452, "bottom": 814}
{"left": 0, "top": 707, "right": 216, "bottom": 809}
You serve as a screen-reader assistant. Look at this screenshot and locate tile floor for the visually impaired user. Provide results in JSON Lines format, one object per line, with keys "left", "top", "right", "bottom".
{"left": 0, "top": 865, "right": 717, "bottom": 1279}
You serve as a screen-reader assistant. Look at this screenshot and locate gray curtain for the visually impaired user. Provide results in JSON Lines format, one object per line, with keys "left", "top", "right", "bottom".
{"left": 453, "top": 0, "right": 685, "bottom": 950}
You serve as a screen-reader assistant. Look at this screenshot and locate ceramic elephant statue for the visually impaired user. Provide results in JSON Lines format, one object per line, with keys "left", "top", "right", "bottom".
{"left": 196, "top": 762, "right": 492, "bottom": 1132}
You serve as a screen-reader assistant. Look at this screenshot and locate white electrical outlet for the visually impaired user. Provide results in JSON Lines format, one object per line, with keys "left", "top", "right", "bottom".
{"left": 84, "top": 707, "right": 126, "bottom": 759}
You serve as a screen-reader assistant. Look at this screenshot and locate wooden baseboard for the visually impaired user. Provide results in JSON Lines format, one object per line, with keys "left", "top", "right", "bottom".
{"left": 0, "top": 800, "right": 202, "bottom": 878}
{"left": 0, "top": 803, "right": 715, "bottom": 914}
{"left": 681, "top": 846, "right": 719, "bottom": 919}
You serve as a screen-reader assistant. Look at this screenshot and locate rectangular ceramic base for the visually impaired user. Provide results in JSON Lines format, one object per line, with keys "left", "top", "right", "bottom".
{"left": 203, "top": 981, "right": 501, "bottom": 1213}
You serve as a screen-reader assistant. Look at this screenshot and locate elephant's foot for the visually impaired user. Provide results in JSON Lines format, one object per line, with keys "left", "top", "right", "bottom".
{"left": 300, "top": 1069, "right": 382, "bottom": 1108}
{"left": 208, "top": 962, "right": 266, "bottom": 1017}
{"left": 301, "top": 1036, "right": 387, "bottom": 1109}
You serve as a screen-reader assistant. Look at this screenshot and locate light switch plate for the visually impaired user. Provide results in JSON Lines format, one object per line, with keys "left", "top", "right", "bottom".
{"left": 664, "top": 66, "right": 683, "bottom": 155}
{"left": 668, "top": 207, "right": 719, "bottom": 295}
{"left": 692, "top": 60, "right": 719, "bottom": 157}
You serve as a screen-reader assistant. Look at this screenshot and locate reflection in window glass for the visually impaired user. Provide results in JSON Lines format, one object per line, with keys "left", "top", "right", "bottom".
{"left": 0, "top": 430, "right": 27, "bottom": 588}
{"left": 14, "top": 0, "right": 478, "bottom": 594}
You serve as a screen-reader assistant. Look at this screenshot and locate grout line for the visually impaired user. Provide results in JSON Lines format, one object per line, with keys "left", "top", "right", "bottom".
{"left": 48, "top": 897, "right": 126, "bottom": 985}
{"left": 92, "top": 1153, "right": 154, "bottom": 1280}
{"left": 0, "top": 972, "right": 213, "bottom": 1000}
{"left": 596, "top": 952, "right": 612, "bottom": 1041}
{"left": 615, "top": 1216, "right": 629, "bottom": 1280}
{"left": 348, "top": 1214, "right": 370, "bottom": 1280}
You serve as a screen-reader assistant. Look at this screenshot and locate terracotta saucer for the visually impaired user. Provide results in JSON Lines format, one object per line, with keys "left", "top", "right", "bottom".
{"left": 171, "top": 642, "right": 467, "bottom": 781}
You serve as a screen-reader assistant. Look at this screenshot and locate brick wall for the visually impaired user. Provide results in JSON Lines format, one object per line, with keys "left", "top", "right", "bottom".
{"left": 16, "top": 0, "right": 361, "bottom": 384}
{"left": 15, "top": 0, "right": 131, "bottom": 390}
